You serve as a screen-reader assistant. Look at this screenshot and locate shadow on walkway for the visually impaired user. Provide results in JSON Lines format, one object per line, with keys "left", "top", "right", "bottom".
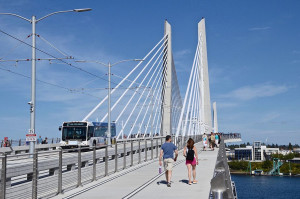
{"left": 179, "top": 179, "right": 189, "bottom": 184}
{"left": 157, "top": 180, "right": 168, "bottom": 185}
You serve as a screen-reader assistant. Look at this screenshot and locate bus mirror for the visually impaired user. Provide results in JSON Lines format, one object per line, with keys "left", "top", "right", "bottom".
{"left": 59, "top": 126, "right": 62, "bottom": 131}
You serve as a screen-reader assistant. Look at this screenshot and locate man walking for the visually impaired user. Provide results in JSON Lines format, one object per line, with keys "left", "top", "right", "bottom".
{"left": 210, "top": 132, "right": 215, "bottom": 151}
{"left": 37, "top": 136, "right": 42, "bottom": 144}
{"left": 159, "top": 135, "right": 178, "bottom": 187}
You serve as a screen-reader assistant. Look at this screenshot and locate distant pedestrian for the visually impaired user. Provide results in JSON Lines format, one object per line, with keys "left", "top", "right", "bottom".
{"left": 202, "top": 133, "right": 208, "bottom": 151}
{"left": 183, "top": 138, "right": 199, "bottom": 185}
{"left": 215, "top": 133, "right": 219, "bottom": 148}
{"left": 159, "top": 135, "right": 178, "bottom": 187}
{"left": 210, "top": 132, "right": 215, "bottom": 151}
{"left": 37, "top": 136, "right": 42, "bottom": 144}
{"left": 42, "top": 137, "right": 48, "bottom": 144}
{"left": 3, "top": 137, "right": 10, "bottom": 147}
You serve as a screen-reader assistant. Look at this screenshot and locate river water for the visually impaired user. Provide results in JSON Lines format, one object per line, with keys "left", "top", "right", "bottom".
{"left": 231, "top": 174, "right": 300, "bottom": 199}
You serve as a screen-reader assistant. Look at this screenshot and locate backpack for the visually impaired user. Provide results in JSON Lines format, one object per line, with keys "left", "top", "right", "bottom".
{"left": 186, "top": 148, "right": 195, "bottom": 161}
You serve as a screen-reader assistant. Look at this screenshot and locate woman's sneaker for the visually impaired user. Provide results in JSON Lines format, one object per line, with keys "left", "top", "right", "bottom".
{"left": 167, "top": 182, "right": 171, "bottom": 187}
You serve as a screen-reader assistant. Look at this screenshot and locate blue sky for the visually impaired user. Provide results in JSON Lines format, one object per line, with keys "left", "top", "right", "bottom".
{"left": 0, "top": 0, "right": 299, "bottom": 144}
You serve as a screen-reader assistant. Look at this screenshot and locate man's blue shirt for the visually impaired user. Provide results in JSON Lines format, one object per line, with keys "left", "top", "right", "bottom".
{"left": 37, "top": 138, "right": 42, "bottom": 144}
{"left": 161, "top": 142, "right": 177, "bottom": 159}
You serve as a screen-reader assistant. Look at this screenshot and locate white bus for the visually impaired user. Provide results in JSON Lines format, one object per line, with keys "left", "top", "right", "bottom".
{"left": 59, "top": 121, "right": 116, "bottom": 148}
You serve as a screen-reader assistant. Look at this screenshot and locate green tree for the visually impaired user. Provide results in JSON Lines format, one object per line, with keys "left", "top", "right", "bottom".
{"left": 262, "top": 160, "right": 272, "bottom": 171}
{"left": 240, "top": 143, "right": 246, "bottom": 148}
{"left": 288, "top": 142, "right": 293, "bottom": 151}
{"left": 283, "top": 153, "right": 295, "bottom": 160}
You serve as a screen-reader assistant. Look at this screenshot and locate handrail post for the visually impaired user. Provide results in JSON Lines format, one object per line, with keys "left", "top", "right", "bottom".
{"left": 1, "top": 154, "right": 7, "bottom": 199}
{"left": 115, "top": 142, "right": 118, "bottom": 172}
{"left": 131, "top": 140, "right": 133, "bottom": 166}
{"left": 32, "top": 150, "right": 38, "bottom": 199}
{"left": 105, "top": 145, "right": 108, "bottom": 176}
{"left": 156, "top": 139, "right": 158, "bottom": 158}
{"left": 151, "top": 138, "right": 153, "bottom": 160}
{"left": 77, "top": 146, "right": 82, "bottom": 187}
{"left": 138, "top": 139, "right": 141, "bottom": 164}
{"left": 156, "top": 138, "right": 158, "bottom": 158}
{"left": 58, "top": 149, "right": 63, "bottom": 194}
{"left": 93, "top": 146, "right": 96, "bottom": 181}
{"left": 180, "top": 136, "right": 182, "bottom": 149}
{"left": 145, "top": 139, "right": 147, "bottom": 162}
{"left": 123, "top": 141, "right": 126, "bottom": 169}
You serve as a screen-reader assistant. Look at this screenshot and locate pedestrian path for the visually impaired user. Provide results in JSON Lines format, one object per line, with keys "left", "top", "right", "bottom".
{"left": 52, "top": 143, "right": 218, "bottom": 199}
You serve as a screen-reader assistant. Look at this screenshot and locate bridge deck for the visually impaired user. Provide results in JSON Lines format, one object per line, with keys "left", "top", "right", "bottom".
{"left": 52, "top": 143, "right": 218, "bottom": 199}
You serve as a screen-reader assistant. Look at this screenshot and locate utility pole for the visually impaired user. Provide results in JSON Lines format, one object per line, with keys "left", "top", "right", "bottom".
{"left": 0, "top": 8, "right": 92, "bottom": 155}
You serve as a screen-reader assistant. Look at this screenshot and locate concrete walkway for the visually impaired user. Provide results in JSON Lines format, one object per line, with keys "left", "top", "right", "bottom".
{"left": 52, "top": 143, "right": 218, "bottom": 199}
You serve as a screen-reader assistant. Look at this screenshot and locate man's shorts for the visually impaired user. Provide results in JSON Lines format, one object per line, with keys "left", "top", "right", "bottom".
{"left": 163, "top": 158, "right": 174, "bottom": 171}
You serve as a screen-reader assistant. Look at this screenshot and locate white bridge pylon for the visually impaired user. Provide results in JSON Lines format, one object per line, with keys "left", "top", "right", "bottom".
{"left": 80, "top": 19, "right": 212, "bottom": 140}
{"left": 81, "top": 20, "right": 182, "bottom": 139}
{"left": 175, "top": 18, "right": 212, "bottom": 138}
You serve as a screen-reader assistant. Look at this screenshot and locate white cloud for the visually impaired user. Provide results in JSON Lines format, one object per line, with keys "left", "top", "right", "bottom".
{"left": 249, "top": 26, "right": 271, "bottom": 31}
{"left": 221, "top": 83, "right": 288, "bottom": 100}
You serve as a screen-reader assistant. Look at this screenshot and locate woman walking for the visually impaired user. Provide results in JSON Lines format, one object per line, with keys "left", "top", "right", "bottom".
{"left": 183, "top": 138, "right": 199, "bottom": 185}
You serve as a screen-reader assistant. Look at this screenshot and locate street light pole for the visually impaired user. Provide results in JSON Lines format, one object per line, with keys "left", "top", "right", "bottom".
{"left": 108, "top": 62, "right": 111, "bottom": 146}
{"left": 0, "top": 8, "right": 91, "bottom": 155}
{"left": 30, "top": 15, "right": 36, "bottom": 155}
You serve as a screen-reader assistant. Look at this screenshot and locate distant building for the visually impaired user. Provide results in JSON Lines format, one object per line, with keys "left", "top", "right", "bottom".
{"left": 289, "top": 158, "right": 300, "bottom": 164}
{"left": 279, "top": 150, "right": 293, "bottom": 155}
{"left": 233, "top": 141, "right": 279, "bottom": 162}
{"left": 253, "top": 141, "right": 263, "bottom": 161}
{"left": 234, "top": 146, "right": 252, "bottom": 160}
{"left": 293, "top": 148, "right": 300, "bottom": 154}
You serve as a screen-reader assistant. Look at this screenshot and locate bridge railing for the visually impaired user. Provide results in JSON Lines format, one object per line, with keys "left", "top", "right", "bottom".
{"left": 220, "top": 133, "right": 241, "bottom": 140}
{"left": 0, "top": 138, "right": 61, "bottom": 148}
{"left": 0, "top": 135, "right": 201, "bottom": 199}
{"left": 210, "top": 139, "right": 238, "bottom": 199}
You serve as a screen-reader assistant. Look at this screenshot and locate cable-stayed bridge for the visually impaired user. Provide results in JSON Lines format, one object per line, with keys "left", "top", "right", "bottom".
{"left": 0, "top": 19, "right": 241, "bottom": 199}
{"left": 75, "top": 19, "right": 212, "bottom": 142}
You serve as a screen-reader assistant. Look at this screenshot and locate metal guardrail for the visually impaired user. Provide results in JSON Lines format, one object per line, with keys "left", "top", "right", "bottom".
{"left": 0, "top": 135, "right": 201, "bottom": 199}
{"left": 210, "top": 139, "right": 238, "bottom": 199}
{"left": 0, "top": 138, "right": 61, "bottom": 148}
{"left": 220, "top": 133, "right": 241, "bottom": 140}
{"left": 0, "top": 143, "right": 61, "bottom": 155}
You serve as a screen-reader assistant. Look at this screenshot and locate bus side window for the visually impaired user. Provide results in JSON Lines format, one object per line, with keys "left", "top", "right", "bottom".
{"left": 88, "top": 126, "right": 94, "bottom": 139}
{"left": 95, "top": 126, "right": 106, "bottom": 137}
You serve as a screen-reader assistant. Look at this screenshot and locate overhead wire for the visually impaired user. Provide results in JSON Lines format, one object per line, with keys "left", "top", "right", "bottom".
{"left": 36, "top": 34, "right": 69, "bottom": 57}
{"left": 0, "top": 28, "right": 122, "bottom": 87}
{"left": 0, "top": 34, "right": 31, "bottom": 60}
{"left": 0, "top": 65, "right": 101, "bottom": 99}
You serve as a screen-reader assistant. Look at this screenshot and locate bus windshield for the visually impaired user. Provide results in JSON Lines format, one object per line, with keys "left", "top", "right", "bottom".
{"left": 62, "top": 127, "right": 87, "bottom": 141}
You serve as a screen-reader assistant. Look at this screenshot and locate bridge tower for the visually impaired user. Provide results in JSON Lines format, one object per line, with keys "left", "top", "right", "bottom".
{"left": 161, "top": 20, "right": 173, "bottom": 136}
{"left": 198, "top": 18, "right": 212, "bottom": 134}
